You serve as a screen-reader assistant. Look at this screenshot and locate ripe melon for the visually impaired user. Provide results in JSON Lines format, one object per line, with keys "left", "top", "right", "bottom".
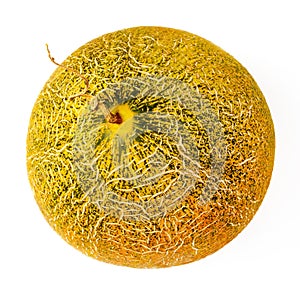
{"left": 26, "top": 26, "right": 275, "bottom": 268}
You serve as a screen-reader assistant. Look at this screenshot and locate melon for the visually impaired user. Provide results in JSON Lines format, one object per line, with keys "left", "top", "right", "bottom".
{"left": 26, "top": 26, "right": 275, "bottom": 268}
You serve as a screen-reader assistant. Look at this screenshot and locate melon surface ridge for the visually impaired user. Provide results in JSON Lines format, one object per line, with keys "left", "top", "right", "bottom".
{"left": 27, "top": 26, "right": 275, "bottom": 268}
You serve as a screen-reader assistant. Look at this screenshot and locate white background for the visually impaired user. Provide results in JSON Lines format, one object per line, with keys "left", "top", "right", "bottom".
{"left": 1, "top": 0, "right": 299, "bottom": 294}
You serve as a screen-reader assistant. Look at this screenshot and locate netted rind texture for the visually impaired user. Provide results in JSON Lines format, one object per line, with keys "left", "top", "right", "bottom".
{"left": 27, "top": 26, "right": 275, "bottom": 268}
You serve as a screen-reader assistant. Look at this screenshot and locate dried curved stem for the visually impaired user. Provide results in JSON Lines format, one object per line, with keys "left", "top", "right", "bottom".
{"left": 46, "top": 44, "right": 121, "bottom": 123}
{"left": 46, "top": 43, "right": 90, "bottom": 101}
